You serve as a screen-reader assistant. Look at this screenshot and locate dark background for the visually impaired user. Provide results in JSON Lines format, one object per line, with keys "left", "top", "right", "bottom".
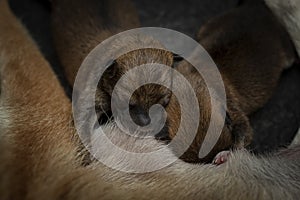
{"left": 9, "top": 0, "right": 300, "bottom": 153}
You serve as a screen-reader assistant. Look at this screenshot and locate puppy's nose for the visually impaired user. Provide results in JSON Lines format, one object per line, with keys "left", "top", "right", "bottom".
{"left": 130, "top": 105, "right": 151, "bottom": 126}
{"left": 135, "top": 113, "right": 151, "bottom": 126}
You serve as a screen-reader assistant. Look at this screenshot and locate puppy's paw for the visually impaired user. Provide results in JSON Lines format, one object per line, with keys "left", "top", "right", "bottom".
{"left": 213, "top": 150, "right": 231, "bottom": 165}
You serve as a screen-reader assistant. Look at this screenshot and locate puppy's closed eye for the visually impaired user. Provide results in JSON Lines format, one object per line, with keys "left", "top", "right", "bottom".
{"left": 157, "top": 92, "right": 172, "bottom": 107}
{"left": 172, "top": 53, "right": 184, "bottom": 68}
{"left": 172, "top": 53, "right": 184, "bottom": 62}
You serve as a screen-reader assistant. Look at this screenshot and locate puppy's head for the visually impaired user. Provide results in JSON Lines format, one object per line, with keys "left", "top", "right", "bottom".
{"left": 100, "top": 48, "right": 183, "bottom": 127}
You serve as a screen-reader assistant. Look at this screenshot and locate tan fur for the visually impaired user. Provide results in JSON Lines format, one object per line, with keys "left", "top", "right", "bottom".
{"left": 0, "top": 1, "right": 300, "bottom": 199}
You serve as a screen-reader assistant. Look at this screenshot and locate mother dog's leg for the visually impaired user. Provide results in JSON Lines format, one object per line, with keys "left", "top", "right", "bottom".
{"left": 0, "top": 0, "right": 93, "bottom": 199}
{"left": 0, "top": 1, "right": 158, "bottom": 199}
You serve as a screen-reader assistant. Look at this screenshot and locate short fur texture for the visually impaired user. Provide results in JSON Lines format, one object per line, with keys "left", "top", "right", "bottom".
{"left": 51, "top": 0, "right": 246, "bottom": 163}
{"left": 265, "top": 0, "right": 300, "bottom": 56}
{"left": 52, "top": 0, "right": 177, "bottom": 128}
{"left": 167, "top": 1, "right": 297, "bottom": 162}
{"left": 0, "top": 1, "right": 300, "bottom": 199}
{"left": 264, "top": 0, "right": 300, "bottom": 149}
{"left": 52, "top": 0, "right": 297, "bottom": 163}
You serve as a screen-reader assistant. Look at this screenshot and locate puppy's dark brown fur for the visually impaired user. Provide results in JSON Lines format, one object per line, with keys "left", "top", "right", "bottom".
{"left": 52, "top": 0, "right": 296, "bottom": 163}
{"left": 167, "top": 1, "right": 297, "bottom": 162}
{"left": 52, "top": 0, "right": 178, "bottom": 127}
{"left": 52, "top": 0, "right": 140, "bottom": 84}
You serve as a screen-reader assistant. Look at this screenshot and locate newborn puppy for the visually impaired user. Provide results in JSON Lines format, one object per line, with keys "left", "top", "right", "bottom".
{"left": 51, "top": 0, "right": 182, "bottom": 129}
{"left": 96, "top": 48, "right": 180, "bottom": 128}
{"left": 165, "top": 0, "right": 297, "bottom": 163}
{"left": 52, "top": 0, "right": 139, "bottom": 84}
{"left": 52, "top": 0, "right": 296, "bottom": 164}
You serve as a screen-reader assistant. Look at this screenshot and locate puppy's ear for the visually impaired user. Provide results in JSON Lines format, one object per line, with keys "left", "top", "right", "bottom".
{"left": 104, "top": 59, "right": 117, "bottom": 78}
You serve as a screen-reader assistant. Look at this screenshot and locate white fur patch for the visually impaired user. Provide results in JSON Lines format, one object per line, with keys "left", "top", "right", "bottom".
{"left": 290, "top": 128, "right": 300, "bottom": 146}
{"left": 265, "top": 0, "right": 300, "bottom": 56}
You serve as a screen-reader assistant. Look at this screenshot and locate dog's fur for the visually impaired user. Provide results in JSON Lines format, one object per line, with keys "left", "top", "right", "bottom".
{"left": 51, "top": 0, "right": 251, "bottom": 163}
{"left": 264, "top": 0, "right": 300, "bottom": 150}
{"left": 52, "top": 0, "right": 181, "bottom": 129}
{"left": 265, "top": 0, "right": 300, "bottom": 56}
{"left": 51, "top": 0, "right": 140, "bottom": 84}
{"left": 1, "top": 0, "right": 300, "bottom": 199}
{"left": 51, "top": 0, "right": 298, "bottom": 163}
{"left": 197, "top": 1, "right": 296, "bottom": 115}
{"left": 167, "top": 0, "right": 297, "bottom": 162}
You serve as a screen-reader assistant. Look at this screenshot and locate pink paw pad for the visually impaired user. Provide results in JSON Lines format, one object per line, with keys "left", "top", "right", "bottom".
{"left": 213, "top": 150, "right": 231, "bottom": 165}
